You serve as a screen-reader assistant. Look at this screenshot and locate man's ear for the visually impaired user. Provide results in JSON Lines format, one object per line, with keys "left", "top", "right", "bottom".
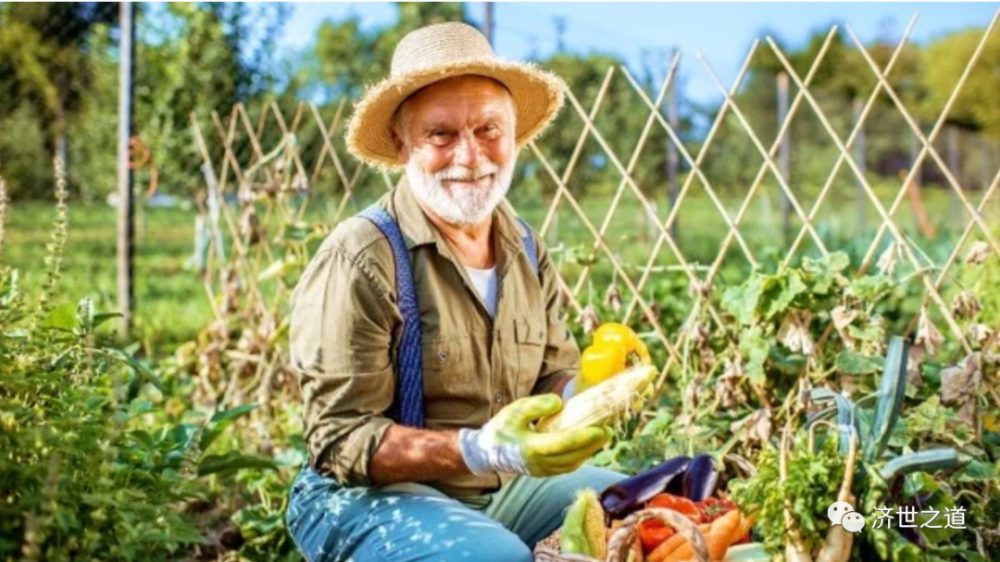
{"left": 390, "top": 127, "right": 409, "bottom": 165}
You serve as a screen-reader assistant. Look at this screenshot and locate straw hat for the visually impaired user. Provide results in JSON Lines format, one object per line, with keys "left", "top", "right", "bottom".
{"left": 345, "top": 22, "right": 566, "bottom": 169}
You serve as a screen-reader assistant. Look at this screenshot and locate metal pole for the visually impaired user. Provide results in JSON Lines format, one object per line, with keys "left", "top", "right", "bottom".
{"left": 483, "top": 2, "right": 494, "bottom": 47}
{"left": 667, "top": 47, "right": 679, "bottom": 241}
{"left": 777, "top": 71, "right": 791, "bottom": 244}
{"left": 117, "top": 2, "right": 136, "bottom": 338}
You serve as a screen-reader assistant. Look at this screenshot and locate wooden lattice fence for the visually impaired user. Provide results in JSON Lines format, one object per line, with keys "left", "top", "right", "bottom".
{"left": 187, "top": 15, "right": 1000, "bottom": 407}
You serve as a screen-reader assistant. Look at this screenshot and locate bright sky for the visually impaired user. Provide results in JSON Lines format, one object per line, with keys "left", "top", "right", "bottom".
{"left": 280, "top": 2, "right": 999, "bottom": 103}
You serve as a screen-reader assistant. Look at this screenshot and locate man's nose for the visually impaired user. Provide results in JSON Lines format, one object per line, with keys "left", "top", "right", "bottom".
{"left": 453, "top": 133, "right": 482, "bottom": 168}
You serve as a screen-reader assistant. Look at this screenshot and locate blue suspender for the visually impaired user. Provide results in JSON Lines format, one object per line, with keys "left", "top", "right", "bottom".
{"left": 358, "top": 204, "right": 539, "bottom": 428}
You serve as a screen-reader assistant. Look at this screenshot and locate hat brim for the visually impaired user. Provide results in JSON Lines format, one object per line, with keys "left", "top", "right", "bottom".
{"left": 345, "top": 59, "right": 566, "bottom": 169}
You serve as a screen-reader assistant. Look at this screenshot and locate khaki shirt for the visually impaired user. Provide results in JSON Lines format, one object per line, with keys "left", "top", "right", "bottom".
{"left": 289, "top": 179, "right": 580, "bottom": 498}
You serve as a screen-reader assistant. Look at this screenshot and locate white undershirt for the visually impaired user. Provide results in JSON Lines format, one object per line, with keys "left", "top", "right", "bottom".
{"left": 464, "top": 265, "right": 498, "bottom": 318}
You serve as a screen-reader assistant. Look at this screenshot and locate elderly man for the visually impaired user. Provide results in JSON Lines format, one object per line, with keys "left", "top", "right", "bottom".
{"left": 286, "top": 22, "right": 625, "bottom": 562}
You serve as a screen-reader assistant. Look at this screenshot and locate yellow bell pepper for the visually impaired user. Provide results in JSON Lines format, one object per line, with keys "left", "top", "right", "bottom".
{"left": 578, "top": 323, "right": 651, "bottom": 392}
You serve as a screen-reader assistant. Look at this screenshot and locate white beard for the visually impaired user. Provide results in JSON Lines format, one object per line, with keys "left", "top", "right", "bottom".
{"left": 405, "top": 154, "right": 515, "bottom": 227}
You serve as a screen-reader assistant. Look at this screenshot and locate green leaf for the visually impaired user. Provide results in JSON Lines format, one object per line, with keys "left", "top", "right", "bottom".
{"left": 197, "top": 452, "right": 277, "bottom": 477}
{"left": 848, "top": 274, "right": 892, "bottom": 300}
{"left": 129, "top": 429, "right": 158, "bottom": 450}
{"left": 232, "top": 506, "right": 286, "bottom": 539}
{"left": 92, "top": 312, "right": 123, "bottom": 330}
{"left": 879, "top": 449, "right": 962, "bottom": 481}
{"left": 43, "top": 303, "right": 77, "bottom": 331}
{"left": 166, "top": 423, "right": 199, "bottom": 454}
{"left": 866, "top": 337, "right": 909, "bottom": 463}
{"left": 803, "top": 251, "right": 850, "bottom": 275}
{"left": 810, "top": 388, "right": 856, "bottom": 454}
{"left": 835, "top": 349, "right": 884, "bottom": 375}
{"left": 198, "top": 403, "right": 258, "bottom": 451}
{"left": 739, "top": 325, "right": 770, "bottom": 386}
{"left": 107, "top": 348, "right": 166, "bottom": 395}
{"left": 722, "top": 275, "right": 766, "bottom": 326}
{"left": 762, "top": 269, "right": 806, "bottom": 320}
{"left": 953, "top": 459, "right": 999, "bottom": 483}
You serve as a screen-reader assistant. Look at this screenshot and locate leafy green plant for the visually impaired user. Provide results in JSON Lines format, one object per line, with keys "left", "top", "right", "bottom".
{"left": 0, "top": 170, "right": 271, "bottom": 560}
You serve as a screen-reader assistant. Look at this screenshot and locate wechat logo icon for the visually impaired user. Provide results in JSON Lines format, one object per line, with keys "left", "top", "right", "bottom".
{"left": 828, "top": 501, "right": 865, "bottom": 533}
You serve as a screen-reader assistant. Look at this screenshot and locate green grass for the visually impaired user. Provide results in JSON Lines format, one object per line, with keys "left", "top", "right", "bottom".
{"left": 4, "top": 201, "right": 212, "bottom": 354}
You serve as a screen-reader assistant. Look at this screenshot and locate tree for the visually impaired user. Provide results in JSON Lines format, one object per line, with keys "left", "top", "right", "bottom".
{"left": 311, "top": 3, "right": 466, "bottom": 100}
{"left": 0, "top": 2, "right": 116, "bottom": 198}
{"left": 920, "top": 27, "right": 1000, "bottom": 137}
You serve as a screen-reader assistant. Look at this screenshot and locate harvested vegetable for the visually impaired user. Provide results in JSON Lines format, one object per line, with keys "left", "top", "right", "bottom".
{"left": 537, "top": 364, "right": 656, "bottom": 433}
{"left": 639, "top": 519, "right": 676, "bottom": 553}
{"left": 639, "top": 494, "right": 702, "bottom": 552}
{"left": 600, "top": 455, "right": 692, "bottom": 518}
{"left": 696, "top": 497, "right": 739, "bottom": 525}
{"left": 681, "top": 454, "right": 719, "bottom": 502}
{"left": 560, "top": 488, "right": 607, "bottom": 559}
{"left": 648, "top": 493, "right": 702, "bottom": 519}
{"left": 647, "top": 522, "right": 712, "bottom": 562}
{"left": 579, "top": 323, "right": 653, "bottom": 392}
{"left": 653, "top": 509, "right": 745, "bottom": 562}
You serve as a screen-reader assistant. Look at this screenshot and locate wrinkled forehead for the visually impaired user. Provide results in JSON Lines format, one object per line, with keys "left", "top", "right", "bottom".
{"left": 394, "top": 75, "right": 514, "bottom": 128}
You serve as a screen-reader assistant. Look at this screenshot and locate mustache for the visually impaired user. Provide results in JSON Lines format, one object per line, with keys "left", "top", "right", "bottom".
{"left": 435, "top": 162, "right": 500, "bottom": 182}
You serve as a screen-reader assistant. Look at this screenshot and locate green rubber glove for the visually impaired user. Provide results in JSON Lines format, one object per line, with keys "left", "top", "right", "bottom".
{"left": 458, "top": 394, "right": 612, "bottom": 477}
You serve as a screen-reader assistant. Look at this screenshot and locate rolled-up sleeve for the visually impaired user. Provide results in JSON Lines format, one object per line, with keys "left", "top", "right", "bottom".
{"left": 530, "top": 233, "right": 581, "bottom": 396}
{"left": 289, "top": 241, "right": 396, "bottom": 487}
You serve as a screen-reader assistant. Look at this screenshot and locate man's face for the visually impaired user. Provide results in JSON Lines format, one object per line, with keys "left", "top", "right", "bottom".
{"left": 393, "top": 75, "right": 517, "bottom": 227}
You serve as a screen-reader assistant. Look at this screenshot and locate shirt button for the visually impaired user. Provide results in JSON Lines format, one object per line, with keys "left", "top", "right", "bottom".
{"left": 438, "top": 351, "right": 448, "bottom": 363}
{"left": 494, "top": 392, "right": 503, "bottom": 404}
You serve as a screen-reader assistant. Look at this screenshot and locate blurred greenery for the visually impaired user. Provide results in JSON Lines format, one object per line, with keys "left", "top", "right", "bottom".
{"left": 1, "top": 2, "right": 998, "bottom": 205}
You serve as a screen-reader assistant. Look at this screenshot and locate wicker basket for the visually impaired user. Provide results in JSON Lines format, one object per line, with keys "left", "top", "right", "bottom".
{"left": 533, "top": 507, "right": 710, "bottom": 562}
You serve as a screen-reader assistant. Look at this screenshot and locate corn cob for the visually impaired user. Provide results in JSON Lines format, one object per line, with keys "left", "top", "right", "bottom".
{"left": 537, "top": 365, "right": 657, "bottom": 433}
{"left": 560, "top": 488, "right": 608, "bottom": 559}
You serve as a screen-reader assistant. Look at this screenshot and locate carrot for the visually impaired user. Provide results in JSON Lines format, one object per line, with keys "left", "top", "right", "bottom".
{"left": 706, "top": 509, "right": 743, "bottom": 560}
{"left": 647, "top": 523, "right": 711, "bottom": 562}
{"left": 655, "top": 509, "right": 743, "bottom": 562}
{"left": 734, "top": 513, "right": 756, "bottom": 544}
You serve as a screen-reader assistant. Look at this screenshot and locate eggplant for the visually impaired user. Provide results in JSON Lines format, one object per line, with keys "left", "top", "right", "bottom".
{"left": 599, "top": 455, "right": 691, "bottom": 518}
{"left": 681, "top": 453, "right": 719, "bottom": 502}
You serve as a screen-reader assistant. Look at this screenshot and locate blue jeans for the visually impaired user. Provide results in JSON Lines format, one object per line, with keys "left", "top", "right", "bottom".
{"left": 286, "top": 465, "right": 626, "bottom": 562}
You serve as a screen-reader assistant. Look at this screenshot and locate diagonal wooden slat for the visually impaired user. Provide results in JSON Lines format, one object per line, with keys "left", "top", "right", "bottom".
{"left": 618, "top": 43, "right": 764, "bottom": 328}
{"left": 844, "top": 14, "right": 1000, "bottom": 272}
{"left": 538, "top": 67, "right": 616, "bottom": 239}
{"left": 696, "top": 47, "right": 831, "bottom": 259}
{"left": 528, "top": 141, "right": 685, "bottom": 376}
{"left": 903, "top": 164, "right": 1000, "bottom": 336}
{"left": 783, "top": 16, "right": 919, "bottom": 265}
{"left": 560, "top": 56, "right": 732, "bottom": 345}
{"left": 769, "top": 32, "right": 973, "bottom": 353}
{"left": 687, "top": 29, "right": 836, "bottom": 294}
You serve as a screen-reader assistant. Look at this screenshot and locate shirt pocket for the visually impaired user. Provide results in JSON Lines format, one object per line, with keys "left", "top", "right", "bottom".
{"left": 420, "top": 335, "right": 479, "bottom": 421}
{"left": 514, "top": 316, "right": 547, "bottom": 397}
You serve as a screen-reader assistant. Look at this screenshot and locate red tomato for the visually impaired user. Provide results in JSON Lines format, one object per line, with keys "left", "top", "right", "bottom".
{"left": 695, "top": 497, "right": 738, "bottom": 524}
{"left": 646, "top": 494, "right": 702, "bottom": 522}
{"left": 638, "top": 520, "right": 676, "bottom": 553}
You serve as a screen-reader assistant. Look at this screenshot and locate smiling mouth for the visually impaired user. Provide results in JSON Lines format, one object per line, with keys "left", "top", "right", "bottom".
{"left": 444, "top": 174, "right": 493, "bottom": 186}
